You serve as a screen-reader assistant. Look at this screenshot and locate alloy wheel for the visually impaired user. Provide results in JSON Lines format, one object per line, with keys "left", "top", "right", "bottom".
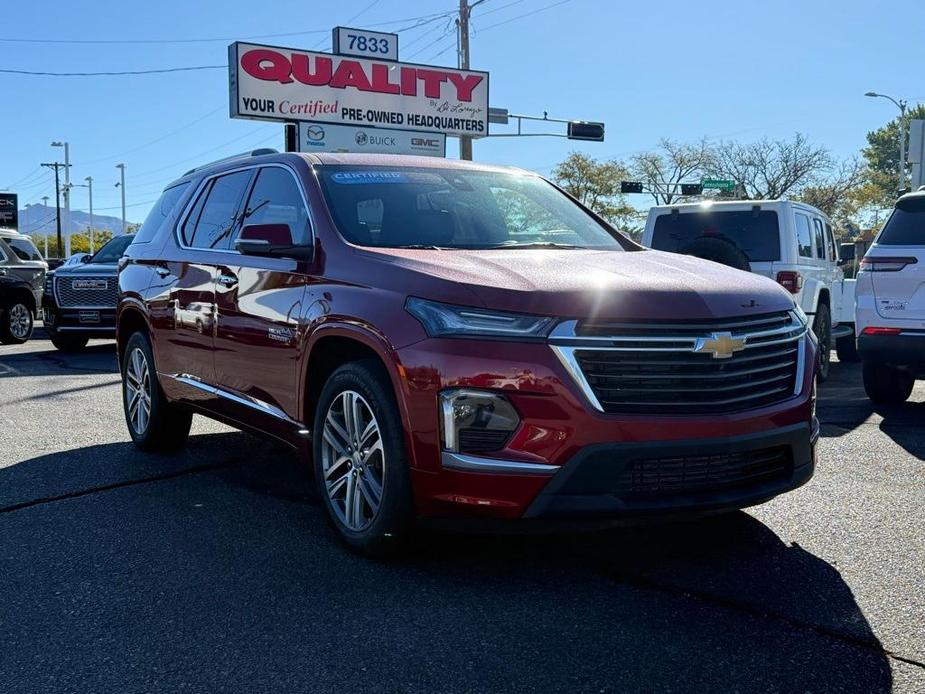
{"left": 321, "top": 390, "right": 385, "bottom": 532}
{"left": 124, "top": 347, "right": 152, "bottom": 435}
{"left": 8, "top": 303, "right": 31, "bottom": 339}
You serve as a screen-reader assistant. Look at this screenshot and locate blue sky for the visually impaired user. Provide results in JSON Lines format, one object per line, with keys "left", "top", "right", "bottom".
{"left": 2, "top": 0, "right": 923, "bottom": 221}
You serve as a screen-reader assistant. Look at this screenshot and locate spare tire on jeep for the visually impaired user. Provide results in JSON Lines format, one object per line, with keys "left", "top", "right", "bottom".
{"left": 680, "top": 236, "right": 751, "bottom": 272}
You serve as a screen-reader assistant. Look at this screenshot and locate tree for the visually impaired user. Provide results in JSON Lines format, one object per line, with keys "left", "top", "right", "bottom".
{"left": 862, "top": 103, "right": 925, "bottom": 205}
{"left": 708, "top": 133, "right": 832, "bottom": 200}
{"left": 552, "top": 152, "right": 641, "bottom": 236}
{"left": 631, "top": 138, "right": 714, "bottom": 204}
{"left": 30, "top": 229, "right": 113, "bottom": 259}
{"left": 794, "top": 158, "right": 867, "bottom": 229}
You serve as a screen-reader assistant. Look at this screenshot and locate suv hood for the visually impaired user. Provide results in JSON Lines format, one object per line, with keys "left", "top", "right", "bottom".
{"left": 53, "top": 261, "right": 119, "bottom": 276}
{"left": 364, "top": 248, "right": 795, "bottom": 320}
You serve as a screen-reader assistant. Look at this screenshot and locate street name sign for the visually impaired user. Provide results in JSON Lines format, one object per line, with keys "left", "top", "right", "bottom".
{"left": 702, "top": 178, "right": 736, "bottom": 191}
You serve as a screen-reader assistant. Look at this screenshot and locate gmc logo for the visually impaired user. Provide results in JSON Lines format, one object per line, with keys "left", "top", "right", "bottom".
{"left": 411, "top": 138, "right": 440, "bottom": 147}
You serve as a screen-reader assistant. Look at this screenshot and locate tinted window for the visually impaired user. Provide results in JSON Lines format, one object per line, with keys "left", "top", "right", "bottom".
{"left": 650, "top": 210, "right": 781, "bottom": 262}
{"left": 795, "top": 214, "right": 813, "bottom": 257}
{"left": 5, "top": 236, "right": 42, "bottom": 261}
{"left": 186, "top": 171, "right": 252, "bottom": 250}
{"left": 239, "top": 167, "right": 311, "bottom": 245}
{"left": 825, "top": 223, "right": 837, "bottom": 261}
{"left": 316, "top": 167, "right": 627, "bottom": 250}
{"left": 812, "top": 218, "right": 826, "bottom": 259}
{"left": 90, "top": 234, "right": 134, "bottom": 263}
{"left": 878, "top": 197, "right": 925, "bottom": 245}
{"left": 133, "top": 183, "right": 190, "bottom": 245}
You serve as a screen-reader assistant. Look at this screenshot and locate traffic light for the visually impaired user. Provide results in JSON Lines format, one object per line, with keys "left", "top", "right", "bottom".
{"left": 567, "top": 121, "right": 605, "bottom": 142}
{"left": 680, "top": 183, "right": 703, "bottom": 196}
{"left": 621, "top": 181, "right": 644, "bottom": 194}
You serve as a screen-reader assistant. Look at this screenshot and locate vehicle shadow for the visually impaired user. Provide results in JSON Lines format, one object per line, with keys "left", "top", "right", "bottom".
{"left": 0, "top": 333, "right": 118, "bottom": 378}
{"left": 0, "top": 435, "right": 892, "bottom": 693}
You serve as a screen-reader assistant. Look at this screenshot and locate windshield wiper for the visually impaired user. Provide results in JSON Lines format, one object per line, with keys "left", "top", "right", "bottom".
{"left": 479, "top": 241, "right": 587, "bottom": 250}
{"left": 399, "top": 244, "right": 446, "bottom": 250}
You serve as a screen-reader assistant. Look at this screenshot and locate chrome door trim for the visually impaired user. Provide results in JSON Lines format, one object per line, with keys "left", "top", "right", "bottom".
{"left": 171, "top": 373, "right": 304, "bottom": 427}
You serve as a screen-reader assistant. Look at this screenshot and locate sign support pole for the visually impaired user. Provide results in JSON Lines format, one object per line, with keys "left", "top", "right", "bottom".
{"left": 457, "top": 0, "right": 485, "bottom": 161}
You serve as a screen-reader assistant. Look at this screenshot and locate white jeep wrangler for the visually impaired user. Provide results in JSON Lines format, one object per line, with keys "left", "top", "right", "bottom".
{"left": 642, "top": 199, "right": 857, "bottom": 379}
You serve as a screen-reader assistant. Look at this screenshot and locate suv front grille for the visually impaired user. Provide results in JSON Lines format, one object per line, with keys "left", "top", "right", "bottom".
{"left": 616, "top": 446, "right": 792, "bottom": 498}
{"left": 550, "top": 311, "right": 806, "bottom": 415}
{"left": 54, "top": 275, "right": 118, "bottom": 308}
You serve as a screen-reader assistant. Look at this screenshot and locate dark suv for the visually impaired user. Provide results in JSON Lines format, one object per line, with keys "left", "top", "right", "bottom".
{"left": 118, "top": 150, "right": 818, "bottom": 555}
{"left": 0, "top": 228, "right": 46, "bottom": 344}
{"left": 43, "top": 234, "right": 135, "bottom": 351}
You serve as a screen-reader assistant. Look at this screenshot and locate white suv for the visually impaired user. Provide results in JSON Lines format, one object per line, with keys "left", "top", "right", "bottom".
{"left": 855, "top": 190, "right": 925, "bottom": 403}
{"left": 643, "top": 200, "right": 856, "bottom": 380}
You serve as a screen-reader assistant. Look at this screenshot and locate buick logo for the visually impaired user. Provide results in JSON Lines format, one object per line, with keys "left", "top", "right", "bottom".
{"left": 693, "top": 331, "right": 746, "bottom": 359}
{"left": 355, "top": 131, "right": 368, "bottom": 146}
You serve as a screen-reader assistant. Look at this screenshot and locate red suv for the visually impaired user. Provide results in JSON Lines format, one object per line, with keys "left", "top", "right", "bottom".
{"left": 118, "top": 150, "right": 818, "bottom": 555}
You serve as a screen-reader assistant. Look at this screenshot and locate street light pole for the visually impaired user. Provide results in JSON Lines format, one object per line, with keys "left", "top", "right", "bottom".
{"left": 865, "top": 91, "right": 909, "bottom": 192}
{"left": 85, "top": 176, "right": 94, "bottom": 253}
{"left": 115, "top": 164, "right": 126, "bottom": 234}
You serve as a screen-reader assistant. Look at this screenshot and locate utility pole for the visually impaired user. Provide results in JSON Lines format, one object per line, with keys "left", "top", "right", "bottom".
{"left": 41, "top": 196, "right": 49, "bottom": 257}
{"left": 51, "top": 141, "right": 71, "bottom": 256}
{"left": 456, "top": 0, "right": 485, "bottom": 161}
{"left": 115, "top": 164, "right": 126, "bottom": 234}
{"left": 86, "top": 176, "right": 94, "bottom": 253}
{"left": 40, "top": 162, "right": 64, "bottom": 257}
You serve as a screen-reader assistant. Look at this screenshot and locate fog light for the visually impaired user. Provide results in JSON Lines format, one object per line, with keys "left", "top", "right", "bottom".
{"left": 439, "top": 389, "right": 520, "bottom": 454}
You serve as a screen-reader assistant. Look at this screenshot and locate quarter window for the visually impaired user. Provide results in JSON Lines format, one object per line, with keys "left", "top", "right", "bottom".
{"left": 795, "top": 214, "right": 813, "bottom": 258}
{"left": 239, "top": 167, "right": 311, "bottom": 245}
{"left": 185, "top": 171, "right": 252, "bottom": 250}
{"left": 135, "top": 183, "right": 190, "bottom": 245}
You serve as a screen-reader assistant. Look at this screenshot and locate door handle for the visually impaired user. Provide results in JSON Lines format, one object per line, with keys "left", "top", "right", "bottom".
{"left": 217, "top": 273, "right": 238, "bottom": 288}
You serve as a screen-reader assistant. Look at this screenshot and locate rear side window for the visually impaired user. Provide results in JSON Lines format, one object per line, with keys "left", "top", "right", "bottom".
{"left": 184, "top": 170, "right": 252, "bottom": 250}
{"left": 794, "top": 214, "right": 813, "bottom": 258}
{"left": 650, "top": 210, "right": 781, "bottom": 262}
{"left": 133, "top": 183, "right": 190, "bottom": 245}
{"left": 878, "top": 197, "right": 925, "bottom": 245}
{"left": 239, "top": 167, "right": 311, "bottom": 245}
{"left": 5, "top": 236, "right": 42, "bottom": 261}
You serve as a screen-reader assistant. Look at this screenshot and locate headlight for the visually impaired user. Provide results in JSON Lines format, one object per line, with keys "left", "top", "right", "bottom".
{"left": 406, "top": 297, "right": 555, "bottom": 340}
{"left": 440, "top": 389, "right": 520, "bottom": 454}
{"left": 791, "top": 305, "right": 808, "bottom": 328}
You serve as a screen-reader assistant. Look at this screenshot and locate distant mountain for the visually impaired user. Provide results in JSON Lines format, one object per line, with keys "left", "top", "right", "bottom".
{"left": 17, "top": 205, "right": 139, "bottom": 236}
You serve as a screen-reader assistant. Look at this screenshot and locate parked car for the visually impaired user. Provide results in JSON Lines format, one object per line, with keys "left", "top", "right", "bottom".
{"left": 43, "top": 234, "right": 134, "bottom": 351}
{"left": 118, "top": 151, "right": 818, "bottom": 556}
{"left": 642, "top": 200, "right": 858, "bottom": 379}
{"left": 60, "top": 252, "right": 91, "bottom": 267}
{"left": 0, "top": 228, "right": 46, "bottom": 344}
{"left": 855, "top": 190, "right": 925, "bottom": 403}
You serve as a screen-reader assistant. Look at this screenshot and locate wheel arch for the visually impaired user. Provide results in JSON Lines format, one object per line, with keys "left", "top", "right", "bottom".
{"left": 116, "top": 301, "right": 151, "bottom": 367}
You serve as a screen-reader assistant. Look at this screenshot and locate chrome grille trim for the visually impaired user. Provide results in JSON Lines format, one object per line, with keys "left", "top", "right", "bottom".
{"left": 549, "top": 312, "right": 808, "bottom": 415}
{"left": 54, "top": 274, "right": 119, "bottom": 309}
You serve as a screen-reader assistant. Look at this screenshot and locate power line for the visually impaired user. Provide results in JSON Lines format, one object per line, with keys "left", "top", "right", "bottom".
{"left": 0, "top": 65, "right": 225, "bottom": 77}
{"left": 476, "top": 0, "right": 573, "bottom": 32}
{"left": 4, "top": 166, "right": 44, "bottom": 190}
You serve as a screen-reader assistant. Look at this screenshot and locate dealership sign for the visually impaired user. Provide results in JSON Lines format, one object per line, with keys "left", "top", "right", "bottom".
{"left": 228, "top": 42, "right": 489, "bottom": 138}
{"left": 297, "top": 123, "right": 445, "bottom": 157}
{"left": 0, "top": 192, "right": 18, "bottom": 230}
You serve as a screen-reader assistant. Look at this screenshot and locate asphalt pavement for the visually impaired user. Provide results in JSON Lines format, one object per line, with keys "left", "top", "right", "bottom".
{"left": 1, "top": 327, "right": 923, "bottom": 693}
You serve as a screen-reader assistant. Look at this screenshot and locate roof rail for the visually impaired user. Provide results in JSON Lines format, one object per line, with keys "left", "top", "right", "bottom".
{"left": 182, "top": 148, "right": 279, "bottom": 176}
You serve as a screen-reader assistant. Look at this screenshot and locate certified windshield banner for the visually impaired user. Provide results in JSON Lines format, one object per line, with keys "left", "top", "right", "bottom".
{"left": 229, "top": 42, "right": 489, "bottom": 138}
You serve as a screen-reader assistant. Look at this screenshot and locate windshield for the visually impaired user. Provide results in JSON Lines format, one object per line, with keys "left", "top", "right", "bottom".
{"left": 878, "top": 196, "right": 925, "bottom": 245}
{"left": 90, "top": 234, "right": 134, "bottom": 263}
{"left": 651, "top": 209, "right": 782, "bottom": 262}
{"left": 316, "top": 166, "right": 629, "bottom": 250}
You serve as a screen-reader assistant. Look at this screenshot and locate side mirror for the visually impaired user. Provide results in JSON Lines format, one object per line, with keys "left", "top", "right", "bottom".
{"left": 235, "top": 223, "right": 312, "bottom": 260}
{"left": 80, "top": 254, "right": 92, "bottom": 263}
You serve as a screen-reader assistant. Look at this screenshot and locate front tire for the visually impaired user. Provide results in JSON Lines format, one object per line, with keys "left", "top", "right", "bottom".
{"left": 813, "top": 303, "right": 832, "bottom": 381}
{"left": 49, "top": 330, "right": 90, "bottom": 352}
{"left": 0, "top": 301, "right": 34, "bottom": 344}
{"left": 121, "top": 331, "right": 192, "bottom": 451}
{"left": 863, "top": 362, "right": 914, "bottom": 404}
{"left": 312, "top": 360, "right": 414, "bottom": 557}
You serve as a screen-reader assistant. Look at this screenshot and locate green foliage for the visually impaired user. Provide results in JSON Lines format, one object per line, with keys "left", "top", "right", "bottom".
{"left": 30, "top": 229, "right": 114, "bottom": 259}
{"left": 861, "top": 103, "right": 925, "bottom": 204}
{"left": 552, "top": 152, "right": 642, "bottom": 237}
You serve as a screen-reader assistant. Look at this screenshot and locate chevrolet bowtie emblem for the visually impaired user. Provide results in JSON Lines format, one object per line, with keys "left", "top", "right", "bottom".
{"left": 693, "top": 331, "right": 747, "bottom": 359}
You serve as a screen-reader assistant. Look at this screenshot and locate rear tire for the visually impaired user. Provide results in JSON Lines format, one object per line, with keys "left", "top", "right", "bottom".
{"left": 49, "top": 331, "right": 90, "bottom": 352}
{"left": 835, "top": 332, "right": 860, "bottom": 363}
{"left": 0, "top": 301, "right": 34, "bottom": 344}
{"left": 863, "top": 361, "right": 914, "bottom": 404}
{"left": 312, "top": 359, "right": 414, "bottom": 558}
{"left": 121, "top": 331, "right": 192, "bottom": 451}
{"left": 813, "top": 303, "right": 832, "bottom": 382}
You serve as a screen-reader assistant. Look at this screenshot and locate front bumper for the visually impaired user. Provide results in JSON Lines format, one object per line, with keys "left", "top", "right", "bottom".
{"left": 858, "top": 333, "right": 925, "bottom": 374}
{"left": 42, "top": 297, "right": 116, "bottom": 338}
{"left": 524, "top": 422, "right": 815, "bottom": 519}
